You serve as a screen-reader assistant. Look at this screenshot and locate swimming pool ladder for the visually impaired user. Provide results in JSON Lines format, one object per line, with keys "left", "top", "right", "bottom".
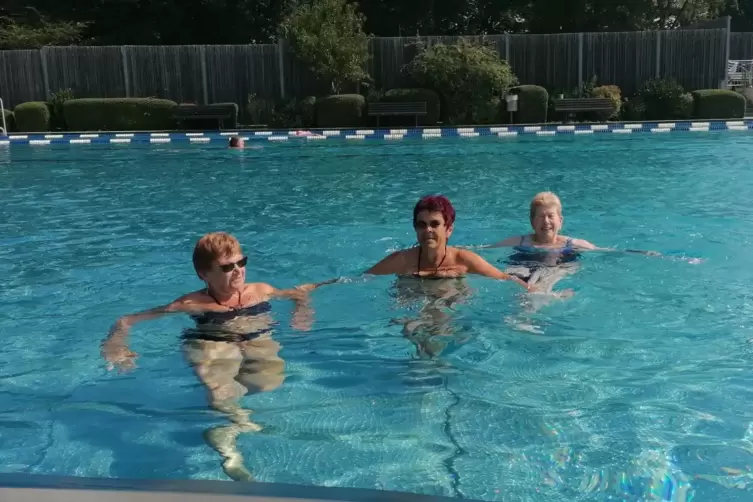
{"left": 0, "top": 98, "right": 6, "bottom": 135}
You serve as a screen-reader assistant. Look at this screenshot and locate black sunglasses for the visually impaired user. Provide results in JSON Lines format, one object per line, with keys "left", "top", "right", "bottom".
{"left": 219, "top": 256, "right": 248, "bottom": 273}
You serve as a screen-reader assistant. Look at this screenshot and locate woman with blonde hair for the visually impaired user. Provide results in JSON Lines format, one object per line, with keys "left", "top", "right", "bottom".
{"left": 479, "top": 191, "right": 659, "bottom": 291}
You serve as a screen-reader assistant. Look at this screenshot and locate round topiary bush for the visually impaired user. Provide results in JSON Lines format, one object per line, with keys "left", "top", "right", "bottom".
{"left": 691, "top": 89, "right": 746, "bottom": 119}
{"left": 14, "top": 102, "right": 51, "bottom": 132}
{"left": 505, "top": 85, "right": 549, "bottom": 124}
{"left": 315, "top": 94, "right": 366, "bottom": 128}
{"left": 380, "top": 88, "right": 441, "bottom": 126}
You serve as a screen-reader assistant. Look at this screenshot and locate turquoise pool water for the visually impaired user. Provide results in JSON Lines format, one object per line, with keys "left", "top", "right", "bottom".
{"left": 2, "top": 133, "right": 753, "bottom": 501}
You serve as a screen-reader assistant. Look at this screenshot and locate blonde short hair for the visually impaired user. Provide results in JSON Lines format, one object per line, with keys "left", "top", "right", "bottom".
{"left": 530, "top": 192, "right": 562, "bottom": 221}
{"left": 192, "top": 232, "right": 242, "bottom": 277}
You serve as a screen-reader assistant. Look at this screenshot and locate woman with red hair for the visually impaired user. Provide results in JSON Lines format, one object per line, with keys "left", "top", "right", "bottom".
{"left": 101, "top": 231, "right": 328, "bottom": 481}
{"left": 365, "top": 195, "right": 532, "bottom": 290}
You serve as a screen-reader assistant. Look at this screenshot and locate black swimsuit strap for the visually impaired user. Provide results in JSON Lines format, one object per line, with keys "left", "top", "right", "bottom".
{"left": 414, "top": 245, "right": 447, "bottom": 277}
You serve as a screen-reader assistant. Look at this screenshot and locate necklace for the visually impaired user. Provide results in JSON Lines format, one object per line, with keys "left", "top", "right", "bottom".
{"left": 206, "top": 287, "right": 242, "bottom": 309}
{"left": 415, "top": 245, "right": 447, "bottom": 276}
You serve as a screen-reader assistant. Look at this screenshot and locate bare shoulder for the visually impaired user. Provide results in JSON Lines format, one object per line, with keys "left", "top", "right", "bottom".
{"left": 364, "top": 247, "right": 412, "bottom": 275}
{"left": 385, "top": 248, "right": 413, "bottom": 261}
{"left": 245, "top": 282, "right": 276, "bottom": 297}
{"left": 168, "top": 290, "right": 210, "bottom": 311}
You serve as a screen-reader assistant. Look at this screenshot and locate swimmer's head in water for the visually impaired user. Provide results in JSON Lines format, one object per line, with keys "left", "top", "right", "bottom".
{"left": 413, "top": 195, "right": 456, "bottom": 248}
{"left": 228, "top": 136, "right": 244, "bottom": 148}
{"left": 192, "top": 232, "right": 247, "bottom": 292}
{"left": 529, "top": 191, "right": 563, "bottom": 241}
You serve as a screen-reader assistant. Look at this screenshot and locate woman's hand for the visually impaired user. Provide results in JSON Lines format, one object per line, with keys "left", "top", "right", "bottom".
{"left": 101, "top": 337, "right": 139, "bottom": 372}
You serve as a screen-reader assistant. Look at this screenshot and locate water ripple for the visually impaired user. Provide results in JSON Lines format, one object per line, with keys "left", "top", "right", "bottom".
{"left": 2, "top": 135, "right": 753, "bottom": 499}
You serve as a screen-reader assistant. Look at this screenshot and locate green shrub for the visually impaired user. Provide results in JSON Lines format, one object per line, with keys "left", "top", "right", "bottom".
{"left": 63, "top": 98, "right": 178, "bottom": 131}
{"left": 14, "top": 101, "right": 51, "bottom": 132}
{"left": 315, "top": 94, "right": 366, "bottom": 128}
{"left": 406, "top": 38, "right": 518, "bottom": 125}
{"left": 378, "top": 88, "right": 441, "bottom": 126}
{"left": 637, "top": 78, "right": 690, "bottom": 120}
{"left": 678, "top": 92, "right": 694, "bottom": 119}
{"left": 299, "top": 96, "right": 317, "bottom": 127}
{"left": 245, "top": 95, "right": 317, "bottom": 128}
{"left": 47, "top": 88, "right": 74, "bottom": 130}
{"left": 621, "top": 97, "right": 645, "bottom": 121}
{"left": 691, "top": 89, "right": 746, "bottom": 119}
{"left": 591, "top": 85, "right": 621, "bottom": 120}
{"left": 245, "top": 94, "right": 276, "bottom": 125}
{"left": 504, "top": 85, "right": 548, "bottom": 124}
{"left": 1, "top": 108, "right": 14, "bottom": 133}
{"left": 277, "top": 96, "right": 317, "bottom": 128}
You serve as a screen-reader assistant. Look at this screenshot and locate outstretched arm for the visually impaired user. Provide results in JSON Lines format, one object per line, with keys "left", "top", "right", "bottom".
{"left": 102, "top": 299, "right": 192, "bottom": 372}
{"left": 460, "top": 236, "right": 523, "bottom": 250}
{"left": 263, "top": 283, "right": 321, "bottom": 332}
{"left": 571, "top": 238, "right": 661, "bottom": 256}
{"left": 457, "top": 250, "right": 532, "bottom": 291}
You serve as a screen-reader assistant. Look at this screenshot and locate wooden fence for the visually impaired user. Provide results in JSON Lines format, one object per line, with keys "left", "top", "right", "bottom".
{"left": 730, "top": 32, "right": 753, "bottom": 60}
{"left": 0, "top": 29, "right": 730, "bottom": 108}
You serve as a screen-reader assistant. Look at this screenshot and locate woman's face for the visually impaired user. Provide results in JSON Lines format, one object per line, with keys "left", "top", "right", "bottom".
{"left": 414, "top": 210, "right": 453, "bottom": 249}
{"left": 203, "top": 252, "right": 247, "bottom": 292}
{"left": 531, "top": 204, "right": 563, "bottom": 241}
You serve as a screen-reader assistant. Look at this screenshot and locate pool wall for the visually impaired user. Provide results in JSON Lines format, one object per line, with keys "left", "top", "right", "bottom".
{"left": 0, "top": 473, "right": 480, "bottom": 502}
{"left": 1, "top": 119, "right": 752, "bottom": 146}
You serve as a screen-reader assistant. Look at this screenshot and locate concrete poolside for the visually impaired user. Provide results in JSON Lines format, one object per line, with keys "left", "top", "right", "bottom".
{"left": 0, "top": 473, "right": 480, "bottom": 502}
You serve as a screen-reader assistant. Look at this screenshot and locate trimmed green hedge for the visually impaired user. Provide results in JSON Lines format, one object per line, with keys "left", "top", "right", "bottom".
{"left": 63, "top": 98, "right": 178, "bottom": 131}
{"left": 1, "top": 109, "right": 14, "bottom": 133}
{"left": 505, "top": 85, "right": 548, "bottom": 124}
{"left": 14, "top": 102, "right": 51, "bottom": 132}
{"left": 691, "top": 89, "right": 746, "bottom": 119}
{"left": 315, "top": 94, "right": 365, "bottom": 128}
{"left": 379, "top": 88, "right": 441, "bottom": 125}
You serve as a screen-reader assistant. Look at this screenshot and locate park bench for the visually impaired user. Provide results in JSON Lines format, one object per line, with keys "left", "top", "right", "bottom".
{"left": 553, "top": 97, "right": 615, "bottom": 121}
{"left": 368, "top": 102, "right": 427, "bottom": 127}
{"left": 173, "top": 104, "right": 234, "bottom": 130}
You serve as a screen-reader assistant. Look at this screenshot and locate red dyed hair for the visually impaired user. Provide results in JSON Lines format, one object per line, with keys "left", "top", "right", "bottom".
{"left": 192, "top": 232, "right": 242, "bottom": 278}
{"left": 413, "top": 195, "right": 456, "bottom": 228}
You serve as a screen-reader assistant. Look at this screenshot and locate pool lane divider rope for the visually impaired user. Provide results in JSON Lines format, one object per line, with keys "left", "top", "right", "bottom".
{"left": 0, "top": 120, "right": 751, "bottom": 146}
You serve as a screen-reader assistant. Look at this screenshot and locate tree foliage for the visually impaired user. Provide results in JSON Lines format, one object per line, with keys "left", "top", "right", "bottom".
{"left": 281, "top": 0, "right": 371, "bottom": 94}
{"left": 407, "top": 38, "right": 518, "bottom": 124}
{"left": 0, "top": 12, "right": 87, "bottom": 49}
{"left": 0, "top": 0, "right": 748, "bottom": 49}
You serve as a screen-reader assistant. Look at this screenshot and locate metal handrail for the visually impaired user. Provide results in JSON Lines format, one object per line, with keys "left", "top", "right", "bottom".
{"left": 0, "top": 98, "right": 6, "bottom": 135}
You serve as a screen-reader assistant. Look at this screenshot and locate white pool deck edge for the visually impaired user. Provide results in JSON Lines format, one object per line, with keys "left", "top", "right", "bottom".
{"left": 0, "top": 474, "right": 478, "bottom": 502}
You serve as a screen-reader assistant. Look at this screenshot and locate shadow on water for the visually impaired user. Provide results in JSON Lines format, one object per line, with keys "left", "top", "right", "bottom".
{"left": 48, "top": 402, "right": 199, "bottom": 479}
